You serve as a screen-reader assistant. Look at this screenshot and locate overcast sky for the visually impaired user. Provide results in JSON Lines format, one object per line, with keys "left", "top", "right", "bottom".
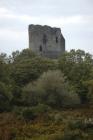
{"left": 0, "top": 0, "right": 93, "bottom": 54}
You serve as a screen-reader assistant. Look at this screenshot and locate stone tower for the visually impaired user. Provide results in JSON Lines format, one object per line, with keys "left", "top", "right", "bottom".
{"left": 28, "top": 24, "right": 65, "bottom": 58}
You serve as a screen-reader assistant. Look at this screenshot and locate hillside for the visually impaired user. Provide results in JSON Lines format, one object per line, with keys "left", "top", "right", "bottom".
{"left": 0, "top": 105, "right": 93, "bottom": 140}
{"left": 0, "top": 48, "right": 93, "bottom": 140}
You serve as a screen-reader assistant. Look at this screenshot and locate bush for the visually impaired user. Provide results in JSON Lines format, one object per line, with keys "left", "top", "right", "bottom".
{"left": 22, "top": 70, "right": 80, "bottom": 108}
{"left": 14, "top": 104, "right": 50, "bottom": 121}
{"left": 37, "top": 70, "right": 80, "bottom": 108}
{"left": 63, "top": 130, "right": 84, "bottom": 140}
{"left": 22, "top": 82, "right": 39, "bottom": 106}
{"left": 21, "top": 104, "right": 50, "bottom": 121}
{"left": 12, "top": 55, "right": 57, "bottom": 86}
{"left": 83, "top": 80, "right": 93, "bottom": 104}
{"left": 31, "top": 133, "right": 64, "bottom": 140}
{"left": 11, "top": 85, "right": 23, "bottom": 106}
{"left": 68, "top": 119, "right": 84, "bottom": 130}
{"left": 22, "top": 108, "right": 36, "bottom": 121}
{"left": 47, "top": 133, "right": 63, "bottom": 140}
{"left": 0, "top": 82, "right": 12, "bottom": 112}
{"left": 30, "top": 104, "right": 51, "bottom": 115}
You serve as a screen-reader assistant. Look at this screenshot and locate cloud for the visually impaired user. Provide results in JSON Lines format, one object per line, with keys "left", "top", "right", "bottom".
{"left": 0, "top": 28, "right": 26, "bottom": 41}
{"left": 0, "top": 0, "right": 93, "bottom": 54}
{"left": 0, "top": 0, "right": 92, "bottom": 17}
{"left": 0, "top": 7, "right": 93, "bottom": 26}
{"left": 0, "top": 7, "right": 91, "bottom": 26}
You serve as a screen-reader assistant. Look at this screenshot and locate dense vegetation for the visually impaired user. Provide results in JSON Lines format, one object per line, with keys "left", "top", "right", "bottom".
{"left": 0, "top": 48, "right": 93, "bottom": 140}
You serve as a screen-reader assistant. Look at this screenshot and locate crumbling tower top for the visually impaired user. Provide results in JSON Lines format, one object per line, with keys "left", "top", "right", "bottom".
{"left": 29, "top": 24, "right": 65, "bottom": 58}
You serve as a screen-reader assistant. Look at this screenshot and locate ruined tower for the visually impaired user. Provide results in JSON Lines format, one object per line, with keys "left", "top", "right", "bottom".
{"left": 28, "top": 24, "right": 65, "bottom": 58}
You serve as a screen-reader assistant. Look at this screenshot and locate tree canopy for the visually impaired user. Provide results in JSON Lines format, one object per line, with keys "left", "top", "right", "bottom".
{"left": 0, "top": 48, "right": 93, "bottom": 112}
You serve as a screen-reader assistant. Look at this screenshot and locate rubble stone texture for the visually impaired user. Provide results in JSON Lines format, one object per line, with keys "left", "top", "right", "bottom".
{"left": 29, "top": 24, "right": 65, "bottom": 58}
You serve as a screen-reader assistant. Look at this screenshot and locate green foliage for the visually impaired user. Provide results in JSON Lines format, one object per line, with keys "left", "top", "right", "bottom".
{"left": 11, "top": 54, "right": 57, "bottom": 86}
{"left": 0, "top": 59, "right": 7, "bottom": 82}
{"left": 1, "top": 105, "right": 93, "bottom": 140}
{"left": 22, "top": 70, "right": 80, "bottom": 108}
{"left": 12, "top": 49, "right": 36, "bottom": 63}
{"left": 58, "top": 49, "right": 93, "bottom": 104}
{"left": 0, "top": 48, "right": 93, "bottom": 113}
{"left": 68, "top": 118, "right": 93, "bottom": 131}
{"left": 21, "top": 107, "right": 37, "bottom": 121}
{"left": 10, "top": 85, "right": 23, "bottom": 106}
{"left": 37, "top": 70, "right": 80, "bottom": 107}
{"left": 22, "top": 82, "right": 39, "bottom": 106}
{"left": 35, "top": 133, "right": 64, "bottom": 140}
{"left": 21, "top": 104, "right": 50, "bottom": 121}
{"left": 63, "top": 130, "right": 85, "bottom": 140}
{"left": 1, "top": 48, "right": 93, "bottom": 139}
{"left": 14, "top": 104, "right": 50, "bottom": 121}
{"left": 83, "top": 80, "right": 93, "bottom": 103}
{"left": 30, "top": 104, "right": 51, "bottom": 115}
{"left": 68, "top": 119, "right": 85, "bottom": 130}
{"left": 59, "top": 49, "right": 93, "bottom": 84}
{"left": 0, "top": 82, "right": 12, "bottom": 112}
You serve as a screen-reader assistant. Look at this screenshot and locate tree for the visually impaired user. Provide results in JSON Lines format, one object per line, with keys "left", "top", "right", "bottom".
{"left": 12, "top": 49, "right": 36, "bottom": 63}
{"left": 11, "top": 56, "right": 57, "bottom": 86}
{"left": 0, "top": 58, "right": 11, "bottom": 83}
{"left": 83, "top": 80, "right": 93, "bottom": 104}
{"left": 22, "top": 70, "right": 80, "bottom": 108}
{"left": 58, "top": 49, "right": 93, "bottom": 104}
{"left": 0, "top": 82, "right": 12, "bottom": 112}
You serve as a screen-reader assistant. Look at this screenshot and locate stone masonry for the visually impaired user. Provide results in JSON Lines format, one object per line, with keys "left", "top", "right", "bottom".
{"left": 28, "top": 24, "right": 65, "bottom": 58}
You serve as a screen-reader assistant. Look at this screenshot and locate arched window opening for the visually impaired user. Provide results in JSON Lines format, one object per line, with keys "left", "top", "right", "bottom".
{"left": 56, "top": 37, "right": 58, "bottom": 43}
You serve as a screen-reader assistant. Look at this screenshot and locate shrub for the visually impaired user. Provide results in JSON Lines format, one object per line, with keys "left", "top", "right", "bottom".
{"left": 14, "top": 104, "right": 50, "bottom": 122}
{"left": 31, "top": 104, "right": 51, "bottom": 115}
{"left": 83, "top": 80, "right": 93, "bottom": 104}
{"left": 31, "top": 133, "right": 64, "bottom": 140}
{"left": 12, "top": 55, "right": 57, "bottom": 86}
{"left": 22, "top": 82, "right": 39, "bottom": 106}
{"left": 0, "top": 82, "right": 11, "bottom": 112}
{"left": 68, "top": 119, "right": 84, "bottom": 130}
{"left": 63, "top": 130, "right": 84, "bottom": 140}
{"left": 47, "top": 133, "right": 63, "bottom": 140}
{"left": 22, "top": 70, "right": 80, "bottom": 108}
{"left": 22, "top": 108, "right": 36, "bottom": 121}
{"left": 36, "top": 70, "right": 80, "bottom": 108}
{"left": 11, "top": 85, "right": 23, "bottom": 106}
{"left": 54, "top": 113, "right": 63, "bottom": 123}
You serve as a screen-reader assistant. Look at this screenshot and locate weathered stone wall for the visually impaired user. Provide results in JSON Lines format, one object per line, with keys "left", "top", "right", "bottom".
{"left": 28, "top": 24, "right": 65, "bottom": 58}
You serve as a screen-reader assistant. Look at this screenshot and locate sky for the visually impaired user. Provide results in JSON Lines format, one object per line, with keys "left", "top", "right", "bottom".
{"left": 0, "top": 0, "right": 93, "bottom": 54}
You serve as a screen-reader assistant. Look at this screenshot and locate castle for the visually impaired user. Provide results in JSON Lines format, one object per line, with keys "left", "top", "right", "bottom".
{"left": 28, "top": 24, "right": 65, "bottom": 58}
